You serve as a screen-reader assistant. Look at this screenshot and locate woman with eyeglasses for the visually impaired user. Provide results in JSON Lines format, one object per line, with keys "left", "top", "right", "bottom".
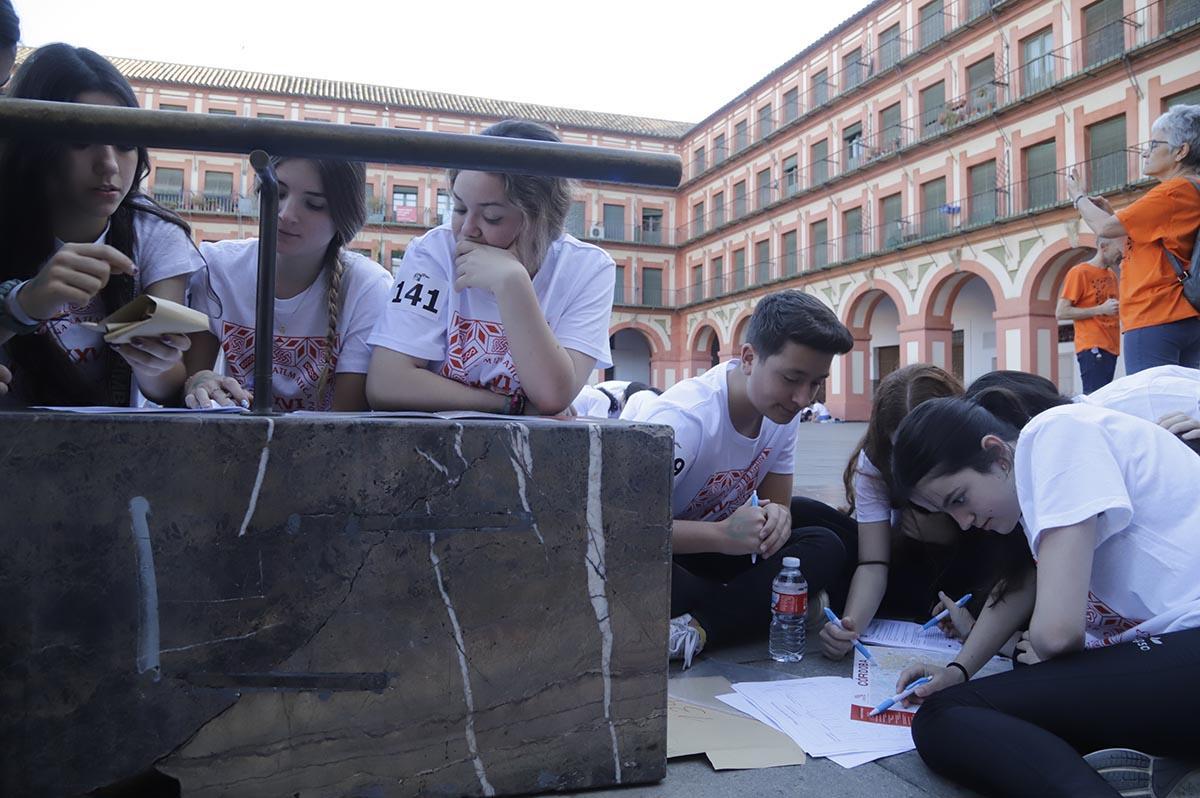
{"left": 1067, "top": 104, "right": 1200, "bottom": 374}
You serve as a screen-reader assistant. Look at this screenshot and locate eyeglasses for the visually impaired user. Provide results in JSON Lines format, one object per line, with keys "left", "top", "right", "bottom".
{"left": 1142, "top": 139, "right": 1172, "bottom": 155}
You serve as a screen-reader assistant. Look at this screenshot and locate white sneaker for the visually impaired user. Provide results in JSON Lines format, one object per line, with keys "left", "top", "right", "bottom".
{"left": 668, "top": 614, "right": 704, "bottom": 669}
{"left": 1084, "top": 748, "right": 1197, "bottom": 798}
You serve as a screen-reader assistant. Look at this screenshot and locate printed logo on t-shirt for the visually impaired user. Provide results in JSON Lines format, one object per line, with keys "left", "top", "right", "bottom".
{"left": 221, "top": 320, "right": 340, "bottom": 411}
{"left": 1085, "top": 590, "right": 1141, "bottom": 645}
{"left": 43, "top": 299, "right": 106, "bottom": 365}
{"left": 680, "top": 448, "right": 772, "bottom": 522}
{"left": 440, "top": 311, "right": 519, "bottom": 395}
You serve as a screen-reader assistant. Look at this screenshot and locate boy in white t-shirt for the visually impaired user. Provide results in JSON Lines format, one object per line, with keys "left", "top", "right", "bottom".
{"left": 571, "top": 380, "right": 660, "bottom": 418}
{"left": 624, "top": 290, "right": 855, "bottom": 666}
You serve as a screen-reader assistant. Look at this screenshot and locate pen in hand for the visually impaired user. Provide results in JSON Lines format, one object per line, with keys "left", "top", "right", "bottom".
{"left": 750, "top": 491, "right": 760, "bottom": 564}
{"left": 823, "top": 607, "right": 877, "bottom": 664}
{"left": 921, "top": 592, "right": 973, "bottom": 632}
{"left": 868, "top": 676, "right": 933, "bottom": 717}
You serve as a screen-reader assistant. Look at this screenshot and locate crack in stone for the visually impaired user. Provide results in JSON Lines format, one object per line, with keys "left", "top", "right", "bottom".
{"left": 505, "top": 423, "right": 544, "bottom": 546}
{"left": 238, "top": 417, "right": 275, "bottom": 537}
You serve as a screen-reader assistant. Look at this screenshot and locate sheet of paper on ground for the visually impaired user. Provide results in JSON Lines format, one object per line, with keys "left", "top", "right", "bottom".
{"left": 850, "top": 644, "right": 1013, "bottom": 726}
{"left": 859, "top": 618, "right": 965, "bottom": 654}
{"left": 667, "top": 676, "right": 806, "bottom": 770}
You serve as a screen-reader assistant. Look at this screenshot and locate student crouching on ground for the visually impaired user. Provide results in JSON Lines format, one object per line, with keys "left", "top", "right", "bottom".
{"left": 623, "top": 290, "right": 854, "bottom": 667}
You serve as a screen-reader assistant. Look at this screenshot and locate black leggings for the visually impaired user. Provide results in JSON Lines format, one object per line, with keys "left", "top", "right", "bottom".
{"left": 912, "top": 627, "right": 1200, "bottom": 797}
{"left": 670, "top": 497, "right": 849, "bottom": 645}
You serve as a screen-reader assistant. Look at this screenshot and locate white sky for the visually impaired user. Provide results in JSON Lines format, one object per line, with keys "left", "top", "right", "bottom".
{"left": 17, "top": 0, "right": 875, "bottom": 123}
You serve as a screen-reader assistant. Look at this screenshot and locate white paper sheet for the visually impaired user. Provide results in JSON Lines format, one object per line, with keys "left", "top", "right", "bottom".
{"left": 33, "top": 404, "right": 248, "bottom": 414}
{"left": 859, "top": 618, "right": 963, "bottom": 654}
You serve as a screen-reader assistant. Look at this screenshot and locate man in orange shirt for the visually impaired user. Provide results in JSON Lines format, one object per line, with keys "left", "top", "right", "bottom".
{"left": 1057, "top": 238, "right": 1123, "bottom": 392}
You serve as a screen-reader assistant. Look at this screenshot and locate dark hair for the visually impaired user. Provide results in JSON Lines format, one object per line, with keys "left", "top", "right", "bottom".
{"left": 624, "top": 381, "right": 661, "bottom": 401}
{"left": 0, "top": 43, "right": 194, "bottom": 406}
{"left": 963, "top": 370, "right": 1071, "bottom": 429}
{"left": 843, "top": 364, "right": 963, "bottom": 515}
{"left": 447, "top": 119, "right": 571, "bottom": 270}
{"left": 0, "top": 0, "right": 18, "bottom": 49}
{"left": 746, "top": 290, "right": 853, "bottom": 359}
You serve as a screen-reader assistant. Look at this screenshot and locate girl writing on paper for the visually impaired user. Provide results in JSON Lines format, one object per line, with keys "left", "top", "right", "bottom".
{"left": 365, "top": 120, "right": 616, "bottom": 416}
{"left": 887, "top": 394, "right": 1200, "bottom": 797}
{"left": 0, "top": 44, "right": 203, "bottom": 406}
{"left": 184, "top": 159, "right": 392, "bottom": 412}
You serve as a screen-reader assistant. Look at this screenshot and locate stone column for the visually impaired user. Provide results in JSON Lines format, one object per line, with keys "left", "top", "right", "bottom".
{"left": 994, "top": 310, "right": 1059, "bottom": 381}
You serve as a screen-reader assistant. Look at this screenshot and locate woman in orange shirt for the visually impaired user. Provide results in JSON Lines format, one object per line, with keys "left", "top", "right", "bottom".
{"left": 1068, "top": 104, "right": 1200, "bottom": 373}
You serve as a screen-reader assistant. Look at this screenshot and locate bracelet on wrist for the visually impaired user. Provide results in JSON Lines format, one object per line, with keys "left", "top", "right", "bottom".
{"left": 0, "top": 279, "right": 41, "bottom": 335}
{"left": 505, "top": 391, "right": 527, "bottom": 416}
{"left": 946, "top": 661, "right": 970, "bottom": 682}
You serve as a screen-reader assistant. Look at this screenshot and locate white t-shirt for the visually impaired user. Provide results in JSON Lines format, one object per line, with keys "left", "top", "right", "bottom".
{"left": 1079, "top": 365, "right": 1200, "bottom": 423}
{"left": 1, "top": 209, "right": 204, "bottom": 404}
{"left": 624, "top": 360, "right": 798, "bottom": 522}
{"left": 851, "top": 450, "right": 898, "bottom": 526}
{"left": 621, "top": 387, "right": 658, "bottom": 420}
{"left": 573, "top": 384, "right": 618, "bottom": 418}
{"left": 1016, "top": 403, "right": 1200, "bottom": 646}
{"left": 191, "top": 239, "right": 392, "bottom": 412}
{"left": 367, "top": 225, "right": 615, "bottom": 397}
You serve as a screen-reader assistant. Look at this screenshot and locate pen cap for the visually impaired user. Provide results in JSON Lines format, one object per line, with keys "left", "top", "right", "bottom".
{"left": 781, "top": 556, "right": 800, "bottom": 569}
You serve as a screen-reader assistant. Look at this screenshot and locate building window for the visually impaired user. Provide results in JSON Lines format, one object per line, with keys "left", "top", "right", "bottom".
{"left": 614, "top": 265, "right": 626, "bottom": 304}
{"left": 693, "top": 145, "right": 706, "bottom": 176}
{"left": 967, "top": 0, "right": 992, "bottom": 22}
{"left": 203, "top": 171, "right": 234, "bottom": 212}
{"left": 1166, "top": 0, "right": 1200, "bottom": 30}
{"left": 879, "top": 103, "right": 902, "bottom": 154}
{"left": 919, "top": 0, "right": 946, "bottom": 49}
{"left": 782, "top": 230, "right": 798, "bottom": 275}
{"left": 1087, "top": 115, "right": 1128, "bottom": 192}
{"left": 755, "top": 239, "right": 771, "bottom": 284}
{"left": 1023, "top": 140, "right": 1058, "bottom": 210}
{"left": 392, "top": 186, "right": 418, "bottom": 223}
{"left": 758, "top": 104, "right": 773, "bottom": 140}
{"left": 712, "top": 255, "right": 724, "bottom": 295}
{"left": 811, "top": 69, "right": 830, "bottom": 107}
{"left": 1021, "top": 28, "right": 1055, "bottom": 96}
{"left": 692, "top": 264, "right": 705, "bottom": 302}
{"left": 713, "top": 191, "right": 726, "bottom": 226}
{"left": 880, "top": 193, "right": 903, "bottom": 248}
{"left": 256, "top": 112, "right": 284, "bottom": 119}
{"left": 878, "top": 24, "right": 901, "bottom": 70}
{"left": 693, "top": 201, "right": 706, "bottom": 237}
{"left": 714, "top": 133, "right": 727, "bottom": 163}
{"left": 603, "top": 203, "right": 626, "bottom": 240}
{"left": 920, "top": 177, "right": 949, "bottom": 237}
{"left": 390, "top": 249, "right": 405, "bottom": 273}
{"left": 842, "top": 207, "right": 864, "bottom": 260}
{"left": 783, "top": 88, "right": 800, "bottom": 123}
{"left": 843, "top": 122, "right": 864, "bottom": 171}
{"left": 810, "top": 220, "right": 829, "bottom": 268}
{"left": 733, "top": 248, "right": 747, "bottom": 290}
{"left": 641, "top": 208, "right": 663, "bottom": 244}
{"left": 783, "top": 155, "right": 799, "bottom": 195}
{"left": 968, "top": 159, "right": 998, "bottom": 224}
{"left": 810, "top": 139, "right": 830, "bottom": 185}
{"left": 967, "top": 56, "right": 997, "bottom": 115}
{"left": 153, "top": 167, "right": 184, "bottom": 206}
{"left": 437, "top": 190, "right": 452, "bottom": 225}
{"left": 843, "top": 47, "right": 864, "bottom": 90}
{"left": 566, "top": 200, "right": 585, "bottom": 237}
{"left": 756, "top": 167, "right": 773, "bottom": 210}
{"left": 1083, "top": 0, "right": 1124, "bottom": 68}
{"left": 208, "top": 108, "right": 236, "bottom": 116}
{"left": 641, "top": 268, "right": 663, "bottom": 307}
{"left": 159, "top": 103, "right": 187, "bottom": 112}
{"left": 735, "top": 120, "right": 749, "bottom": 153}
{"left": 1164, "top": 84, "right": 1200, "bottom": 109}
{"left": 733, "top": 181, "right": 747, "bottom": 218}
{"left": 920, "top": 81, "right": 947, "bottom": 136}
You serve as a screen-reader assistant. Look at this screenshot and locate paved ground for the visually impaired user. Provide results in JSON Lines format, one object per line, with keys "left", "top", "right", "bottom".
{"left": 571, "top": 422, "right": 1200, "bottom": 798}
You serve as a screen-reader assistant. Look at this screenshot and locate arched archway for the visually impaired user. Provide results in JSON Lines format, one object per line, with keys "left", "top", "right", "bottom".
{"left": 1022, "top": 242, "right": 1098, "bottom": 394}
{"left": 837, "top": 281, "right": 911, "bottom": 421}
{"left": 918, "top": 264, "right": 1002, "bottom": 386}
{"left": 690, "top": 324, "right": 722, "bottom": 374}
{"left": 732, "top": 314, "right": 752, "bottom": 349}
{"left": 606, "top": 327, "right": 654, "bottom": 384}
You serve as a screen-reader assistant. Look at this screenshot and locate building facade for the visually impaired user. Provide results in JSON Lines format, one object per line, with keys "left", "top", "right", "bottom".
{"left": 87, "top": 0, "right": 1200, "bottom": 418}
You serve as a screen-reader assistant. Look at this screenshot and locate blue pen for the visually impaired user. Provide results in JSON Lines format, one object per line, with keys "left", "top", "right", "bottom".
{"left": 750, "top": 491, "right": 760, "bottom": 564}
{"left": 868, "top": 676, "right": 933, "bottom": 717}
{"left": 822, "top": 607, "right": 877, "bottom": 664}
{"left": 921, "top": 592, "right": 974, "bottom": 631}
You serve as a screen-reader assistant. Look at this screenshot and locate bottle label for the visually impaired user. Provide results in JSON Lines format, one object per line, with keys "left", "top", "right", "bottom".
{"left": 772, "top": 590, "right": 807, "bottom": 615}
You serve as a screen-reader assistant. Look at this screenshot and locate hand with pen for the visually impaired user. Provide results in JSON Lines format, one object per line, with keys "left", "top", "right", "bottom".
{"left": 720, "top": 494, "right": 791, "bottom": 558}
{"left": 893, "top": 660, "right": 968, "bottom": 707}
{"left": 928, "top": 590, "right": 976, "bottom": 641}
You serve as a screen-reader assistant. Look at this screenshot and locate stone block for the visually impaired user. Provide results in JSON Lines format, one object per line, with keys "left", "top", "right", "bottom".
{"left": 0, "top": 412, "right": 672, "bottom": 797}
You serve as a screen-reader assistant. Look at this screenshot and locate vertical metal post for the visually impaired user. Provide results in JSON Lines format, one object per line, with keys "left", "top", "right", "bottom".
{"left": 249, "top": 150, "right": 278, "bottom": 415}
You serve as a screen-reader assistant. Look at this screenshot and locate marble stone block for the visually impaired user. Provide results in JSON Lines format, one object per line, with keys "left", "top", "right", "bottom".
{"left": 0, "top": 412, "right": 672, "bottom": 797}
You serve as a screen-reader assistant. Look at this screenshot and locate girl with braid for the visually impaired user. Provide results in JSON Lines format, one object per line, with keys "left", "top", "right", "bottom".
{"left": 185, "top": 159, "right": 392, "bottom": 411}
{"left": 0, "top": 44, "right": 204, "bottom": 407}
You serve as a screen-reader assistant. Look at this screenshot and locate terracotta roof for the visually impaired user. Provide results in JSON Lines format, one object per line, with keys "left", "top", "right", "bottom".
{"left": 13, "top": 48, "right": 692, "bottom": 139}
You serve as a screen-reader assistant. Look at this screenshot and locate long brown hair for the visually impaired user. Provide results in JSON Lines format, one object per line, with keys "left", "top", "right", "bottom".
{"left": 842, "top": 364, "right": 964, "bottom": 515}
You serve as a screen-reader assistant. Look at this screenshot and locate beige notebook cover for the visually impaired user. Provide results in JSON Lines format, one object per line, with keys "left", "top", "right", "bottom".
{"left": 80, "top": 295, "right": 211, "bottom": 344}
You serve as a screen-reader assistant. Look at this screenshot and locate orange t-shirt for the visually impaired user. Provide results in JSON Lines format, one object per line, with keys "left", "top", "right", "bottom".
{"left": 1061, "top": 262, "right": 1120, "bottom": 354}
{"left": 1115, "top": 176, "right": 1200, "bottom": 332}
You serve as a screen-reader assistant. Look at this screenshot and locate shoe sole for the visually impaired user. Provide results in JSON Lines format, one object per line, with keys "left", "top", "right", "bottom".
{"left": 1084, "top": 748, "right": 1194, "bottom": 798}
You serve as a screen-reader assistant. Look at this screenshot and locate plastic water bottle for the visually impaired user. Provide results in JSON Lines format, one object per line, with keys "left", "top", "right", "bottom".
{"left": 769, "top": 556, "right": 808, "bottom": 662}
